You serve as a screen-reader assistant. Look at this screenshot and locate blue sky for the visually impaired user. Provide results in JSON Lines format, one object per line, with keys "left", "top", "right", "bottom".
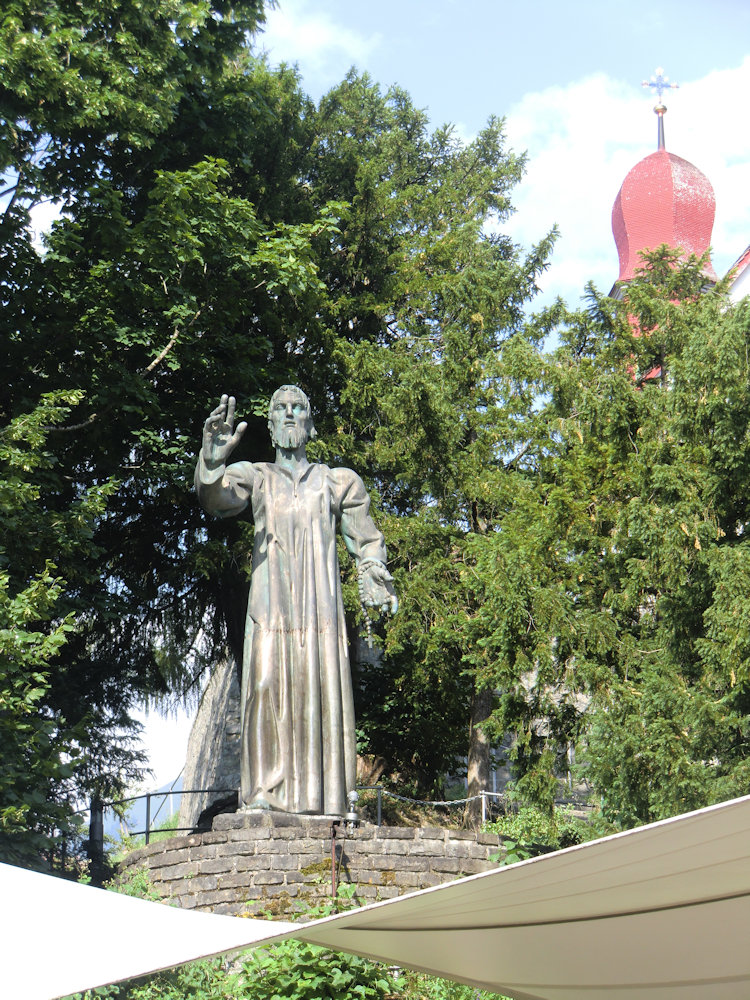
{"left": 259, "top": 0, "right": 750, "bottom": 124}
{"left": 258, "top": 0, "right": 750, "bottom": 307}
{"left": 141, "top": 0, "right": 750, "bottom": 788}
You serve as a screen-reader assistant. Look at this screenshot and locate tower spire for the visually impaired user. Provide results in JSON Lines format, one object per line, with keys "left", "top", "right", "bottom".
{"left": 642, "top": 67, "right": 679, "bottom": 150}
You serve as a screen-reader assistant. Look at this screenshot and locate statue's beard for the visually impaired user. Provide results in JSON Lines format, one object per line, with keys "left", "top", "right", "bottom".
{"left": 272, "top": 426, "right": 309, "bottom": 450}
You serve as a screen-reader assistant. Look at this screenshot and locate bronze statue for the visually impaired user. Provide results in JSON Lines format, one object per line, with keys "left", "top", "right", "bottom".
{"left": 196, "top": 388, "right": 396, "bottom": 816}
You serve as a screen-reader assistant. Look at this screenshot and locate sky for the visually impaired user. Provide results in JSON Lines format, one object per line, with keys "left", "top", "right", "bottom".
{"left": 257, "top": 0, "right": 750, "bottom": 306}
{"left": 139, "top": 0, "right": 750, "bottom": 791}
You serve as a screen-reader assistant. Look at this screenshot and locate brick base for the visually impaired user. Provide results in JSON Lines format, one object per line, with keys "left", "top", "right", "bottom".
{"left": 118, "top": 813, "right": 505, "bottom": 917}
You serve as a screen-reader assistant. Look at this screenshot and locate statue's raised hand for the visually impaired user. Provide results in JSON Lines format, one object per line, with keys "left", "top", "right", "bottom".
{"left": 202, "top": 395, "right": 247, "bottom": 469}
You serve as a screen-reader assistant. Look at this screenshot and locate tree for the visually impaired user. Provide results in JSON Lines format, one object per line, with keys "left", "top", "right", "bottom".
{"left": 0, "top": 393, "right": 120, "bottom": 866}
{"left": 2, "top": 3, "right": 344, "bottom": 827}
{"left": 469, "top": 249, "right": 750, "bottom": 823}
{"left": 303, "top": 73, "right": 556, "bottom": 799}
{"left": 1, "top": 0, "right": 268, "bottom": 361}
{"left": 0, "top": 0, "right": 266, "bottom": 216}
{"left": 5, "top": 33, "right": 562, "bottom": 819}
{"left": 577, "top": 256, "right": 750, "bottom": 824}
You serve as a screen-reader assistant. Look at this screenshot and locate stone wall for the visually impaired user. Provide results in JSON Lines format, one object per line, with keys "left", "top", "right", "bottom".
{"left": 119, "top": 813, "right": 505, "bottom": 917}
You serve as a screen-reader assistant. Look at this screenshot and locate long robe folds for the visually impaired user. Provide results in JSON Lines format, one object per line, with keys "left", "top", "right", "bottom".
{"left": 196, "top": 456, "right": 387, "bottom": 816}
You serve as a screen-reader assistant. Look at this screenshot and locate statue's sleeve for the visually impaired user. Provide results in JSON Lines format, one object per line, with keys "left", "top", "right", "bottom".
{"left": 333, "top": 468, "right": 388, "bottom": 564}
{"left": 194, "top": 454, "right": 256, "bottom": 519}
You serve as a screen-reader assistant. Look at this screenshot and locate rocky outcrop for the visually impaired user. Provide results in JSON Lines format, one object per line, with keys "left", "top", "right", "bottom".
{"left": 178, "top": 656, "right": 241, "bottom": 831}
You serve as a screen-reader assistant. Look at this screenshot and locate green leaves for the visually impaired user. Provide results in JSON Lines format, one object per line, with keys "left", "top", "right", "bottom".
{"left": 0, "top": 395, "right": 114, "bottom": 865}
{"left": 7, "top": 0, "right": 747, "bottom": 841}
{"left": 363, "top": 246, "right": 750, "bottom": 820}
{"left": 320, "top": 77, "right": 556, "bottom": 794}
{"left": 245, "top": 940, "right": 396, "bottom": 1000}
{"left": 509, "top": 251, "right": 750, "bottom": 823}
{"left": 0, "top": 0, "right": 266, "bottom": 202}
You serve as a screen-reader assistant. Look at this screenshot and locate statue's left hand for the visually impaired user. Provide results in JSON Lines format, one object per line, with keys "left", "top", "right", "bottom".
{"left": 358, "top": 561, "right": 398, "bottom": 616}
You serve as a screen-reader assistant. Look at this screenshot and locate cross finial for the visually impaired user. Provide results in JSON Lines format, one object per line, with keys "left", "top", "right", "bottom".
{"left": 642, "top": 67, "right": 679, "bottom": 103}
{"left": 642, "top": 67, "right": 679, "bottom": 150}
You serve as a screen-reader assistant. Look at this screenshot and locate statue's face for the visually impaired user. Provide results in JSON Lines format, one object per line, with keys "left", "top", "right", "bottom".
{"left": 268, "top": 389, "right": 311, "bottom": 450}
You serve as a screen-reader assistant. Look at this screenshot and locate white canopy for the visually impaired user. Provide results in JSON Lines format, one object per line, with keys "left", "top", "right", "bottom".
{"left": 4, "top": 861, "right": 298, "bottom": 999}
{"left": 5, "top": 794, "right": 750, "bottom": 1000}
{"left": 300, "top": 793, "right": 750, "bottom": 999}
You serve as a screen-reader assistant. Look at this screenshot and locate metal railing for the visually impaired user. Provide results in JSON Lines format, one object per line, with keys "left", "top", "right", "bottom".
{"left": 101, "top": 785, "right": 514, "bottom": 841}
{"left": 78, "top": 787, "right": 235, "bottom": 882}
{"left": 357, "top": 786, "right": 509, "bottom": 827}
{"left": 104, "top": 787, "right": 238, "bottom": 843}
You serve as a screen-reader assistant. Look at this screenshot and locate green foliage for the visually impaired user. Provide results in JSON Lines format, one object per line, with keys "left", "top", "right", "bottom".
{"left": 564, "top": 257, "right": 750, "bottom": 824}
{"left": 0, "top": 394, "right": 115, "bottom": 865}
{"left": 74, "top": 946, "right": 393, "bottom": 1000}
{"left": 465, "top": 249, "right": 750, "bottom": 824}
{"left": 69, "top": 890, "right": 400, "bottom": 1000}
{"left": 243, "top": 938, "right": 396, "bottom": 1000}
{"left": 7, "top": 0, "right": 747, "bottom": 842}
{"left": 399, "top": 972, "right": 510, "bottom": 1000}
{"left": 67, "top": 958, "right": 230, "bottom": 999}
{"left": 4, "top": 23, "right": 558, "bottom": 810}
{"left": 70, "top": 932, "right": 513, "bottom": 1000}
{"left": 0, "top": 557, "right": 80, "bottom": 864}
{"left": 112, "top": 811, "right": 181, "bottom": 860}
{"left": 1, "top": 4, "right": 338, "bottom": 818}
{"left": 318, "top": 78, "right": 556, "bottom": 792}
{"left": 63, "top": 882, "right": 509, "bottom": 1000}
{"left": 106, "top": 865, "right": 162, "bottom": 902}
{"left": 0, "top": 0, "right": 265, "bottom": 209}
{"left": 484, "top": 805, "right": 603, "bottom": 864}
{"left": 68, "top": 942, "right": 516, "bottom": 1000}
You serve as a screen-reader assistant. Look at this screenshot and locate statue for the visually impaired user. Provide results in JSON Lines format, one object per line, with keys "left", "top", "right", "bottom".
{"left": 195, "top": 388, "right": 397, "bottom": 816}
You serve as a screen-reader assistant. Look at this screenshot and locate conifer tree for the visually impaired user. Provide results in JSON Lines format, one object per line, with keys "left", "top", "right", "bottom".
{"left": 310, "top": 74, "right": 557, "bottom": 796}
{"left": 472, "top": 250, "right": 750, "bottom": 822}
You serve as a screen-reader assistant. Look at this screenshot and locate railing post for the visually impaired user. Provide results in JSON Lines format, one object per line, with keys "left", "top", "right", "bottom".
{"left": 145, "top": 792, "right": 152, "bottom": 845}
{"left": 88, "top": 796, "right": 105, "bottom": 886}
{"left": 377, "top": 786, "right": 382, "bottom": 828}
{"left": 481, "top": 790, "right": 487, "bottom": 826}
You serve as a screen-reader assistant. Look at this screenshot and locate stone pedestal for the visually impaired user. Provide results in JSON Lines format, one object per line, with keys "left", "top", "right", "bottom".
{"left": 118, "top": 814, "right": 505, "bottom": 917}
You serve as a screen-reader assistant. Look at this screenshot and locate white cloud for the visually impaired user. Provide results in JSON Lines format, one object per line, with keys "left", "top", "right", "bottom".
{"left": 503, "top": 59, "right": 750, "bottom": 308}
{"left": 675, "top": 58, "right": 750, "bottom": 274}
{"left": 259, "top": 0, "right": 382, "bottom": 88}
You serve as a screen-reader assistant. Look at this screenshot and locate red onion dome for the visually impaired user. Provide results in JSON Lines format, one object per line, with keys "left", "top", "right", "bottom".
{"left": 612, "top": 149, "right": 717, "bottom": 283}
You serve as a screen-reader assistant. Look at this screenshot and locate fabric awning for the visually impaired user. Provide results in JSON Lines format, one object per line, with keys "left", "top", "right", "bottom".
{"left": 300, "top": 793, "right": 750, "bottom": 999}
{"left": 5, "top": 794, "right": 750, "bottom": 1000}
{"left": 4, "top": 862, "right": 298, "bottom": 1000}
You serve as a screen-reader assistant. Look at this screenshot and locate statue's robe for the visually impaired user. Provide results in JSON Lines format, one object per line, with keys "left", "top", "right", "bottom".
{"left": 196, "top": 456, "right": 386, "bottom": 815}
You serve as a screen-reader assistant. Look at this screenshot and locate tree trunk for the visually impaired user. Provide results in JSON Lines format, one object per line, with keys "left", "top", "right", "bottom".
{"left": 465, "top": 682, "right": 493, "bottom": 828}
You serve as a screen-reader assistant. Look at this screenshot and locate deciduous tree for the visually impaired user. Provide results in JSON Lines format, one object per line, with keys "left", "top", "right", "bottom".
{"left": 0, "top": 393, "right": 119, "bottom": 865}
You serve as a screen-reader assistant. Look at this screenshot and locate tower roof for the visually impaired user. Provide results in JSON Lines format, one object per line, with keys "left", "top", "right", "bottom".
{"left": 611, "top": 68, "right": 717, "bottom": 288}
{"left": 612, "top": 150, "right": 718, "bottom": 284}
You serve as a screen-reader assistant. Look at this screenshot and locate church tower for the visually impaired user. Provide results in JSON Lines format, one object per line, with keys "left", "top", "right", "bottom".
{"left": 610, "top": 69, "right": 717, "bottom": 298}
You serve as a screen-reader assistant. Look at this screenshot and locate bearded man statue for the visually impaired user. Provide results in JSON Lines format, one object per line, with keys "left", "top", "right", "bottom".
{"left": 195, "top": 387, "right": 397, "bottom": 816}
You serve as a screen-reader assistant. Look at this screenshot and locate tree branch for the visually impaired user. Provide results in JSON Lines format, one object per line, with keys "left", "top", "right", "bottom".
{"left": 143, "top": 308, "right": 203, "bottom": 375}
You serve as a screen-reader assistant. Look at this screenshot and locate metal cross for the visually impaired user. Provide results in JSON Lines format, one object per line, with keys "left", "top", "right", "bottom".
{"left": 642, "top": 68, "right": 679, "bottom": 149}
{"left": 642, "top": 67, "right": 679, "bottom": 102}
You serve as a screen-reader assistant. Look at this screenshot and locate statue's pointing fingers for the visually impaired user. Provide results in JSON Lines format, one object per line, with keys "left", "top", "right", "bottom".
{"left": 202, "top": 394, "right": 247, "bottom": 469}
